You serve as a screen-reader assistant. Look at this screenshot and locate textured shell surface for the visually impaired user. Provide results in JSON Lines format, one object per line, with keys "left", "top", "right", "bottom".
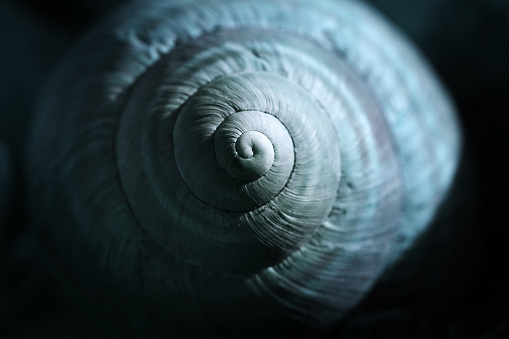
{"left": 26, "top": 0, "right": 461, "bottom": 336}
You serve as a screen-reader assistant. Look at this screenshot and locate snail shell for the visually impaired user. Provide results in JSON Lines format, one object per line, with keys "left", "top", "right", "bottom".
{"left": 27, "top": 0, "right": 461, "bottom": 336}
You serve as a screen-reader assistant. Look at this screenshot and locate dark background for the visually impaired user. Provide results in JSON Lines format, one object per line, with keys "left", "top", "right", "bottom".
{"left": 0, "top": 0, "right": 508, "bottom": 337}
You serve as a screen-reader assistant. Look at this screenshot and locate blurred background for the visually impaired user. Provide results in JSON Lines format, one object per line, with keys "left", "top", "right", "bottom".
{"left": 0, "top": 0, "right": 508, "bottom": 337}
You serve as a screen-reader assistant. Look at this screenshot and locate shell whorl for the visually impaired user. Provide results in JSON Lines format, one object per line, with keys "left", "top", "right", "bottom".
{"left": 27, "top": 0, "right": 461, "bottom": 336}
{"left": 118, "top": 66, "right": 342, "bottom": 274}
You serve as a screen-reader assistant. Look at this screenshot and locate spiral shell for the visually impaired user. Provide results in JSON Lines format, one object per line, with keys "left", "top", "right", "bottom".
{"left": 27, "top": 0, "right": 461, "bottom": 336}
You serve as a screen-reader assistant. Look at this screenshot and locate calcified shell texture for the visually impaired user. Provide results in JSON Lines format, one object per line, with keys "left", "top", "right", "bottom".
{"left": 27, "top": 0, "right": 461, "bottom": 337}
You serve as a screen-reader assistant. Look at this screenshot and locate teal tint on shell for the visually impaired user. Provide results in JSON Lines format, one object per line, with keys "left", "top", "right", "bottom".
{"left": 26, "top": 0, "right": 461, "bottom": 337}
{"left": 222, "top": 124, "right": 276, "bottom": 180}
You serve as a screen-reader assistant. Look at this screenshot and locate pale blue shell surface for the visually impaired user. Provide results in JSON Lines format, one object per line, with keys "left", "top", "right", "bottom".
{"left": 27, "top": 0, "right": 461, "bottom": 337}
